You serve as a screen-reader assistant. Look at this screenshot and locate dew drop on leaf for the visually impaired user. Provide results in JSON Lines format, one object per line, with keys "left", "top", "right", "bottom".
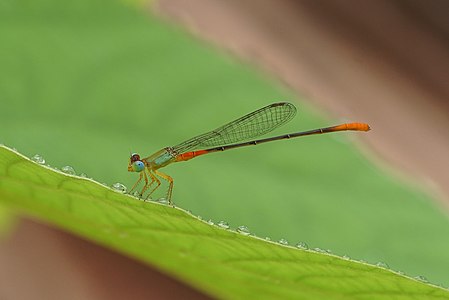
{"left": 414, "top": 275, "right": 428, "bottom": 283}
{"left": 31, "top": 154, "right": 46, "bottom": 165}
{"left": 157, "top": 198, "right": 169, "bottom": 205}
{"left": 278, "top": 238, "right": 289, "bottom": 245}
{"left": 112, "top": 182, "right": 127, "bottom": 193}
{"left": 376, "top": 262, "right": 389, "bottom": 269}
{"left": 217, "top": 221, "right": 230, "bottom": 229}
{"left": 236, "top": 225, "right": 250, "bottom": 235}
{"left": 61, "top": 165, "right": 76, "bottom": 175}
{"left": 295, "top": 242, "right": 308, "bottom": 249}
{"left": 313, "top": 247, "right": 327, "bottom": 253}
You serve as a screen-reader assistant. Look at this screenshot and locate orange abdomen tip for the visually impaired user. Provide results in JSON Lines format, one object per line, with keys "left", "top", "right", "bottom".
{"left": 348, "top": 122, "right": 371, "bottom": 131}
{"left": 331, "top": 123, "right": 371, "bottom": 132}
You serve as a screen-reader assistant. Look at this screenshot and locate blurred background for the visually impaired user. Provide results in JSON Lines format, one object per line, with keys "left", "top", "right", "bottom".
{"left": 0, "top": 0, "right": 448, "bottom": 298}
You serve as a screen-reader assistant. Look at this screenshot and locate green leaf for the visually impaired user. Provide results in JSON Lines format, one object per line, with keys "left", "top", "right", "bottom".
{"left": 1, "top": 146, "right": 448, "bottom": 299}
{"left": 2, "top": 0, "right": 449, "bottom": 288}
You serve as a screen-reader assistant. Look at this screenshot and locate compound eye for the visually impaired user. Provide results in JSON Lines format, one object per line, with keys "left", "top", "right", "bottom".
{"left": 131, "top": 153, "right": 140, "bottom": 162}
{"left": 132, "top": 161, "right": 145, "bottom": 172}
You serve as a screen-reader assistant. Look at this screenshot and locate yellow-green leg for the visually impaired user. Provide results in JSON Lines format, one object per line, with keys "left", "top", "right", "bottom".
{"left": 140, "top": 170, "right": 156, "bottom": 198}
{"left": 146, "top": 170, "right": 161, "bottom": 200}
{"left": 129, "top": 172, "right": 143, "bottom": 195}
{"left": 154, "top": 169, "right": 174, "bottom": 205}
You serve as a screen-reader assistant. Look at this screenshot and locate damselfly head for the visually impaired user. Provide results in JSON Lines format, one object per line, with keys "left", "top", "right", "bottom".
{"left": 130, "top": 153, "right": 140, "bottom": 162}
{"left": 128, "top": 153, "right": 144, "bottom": 172}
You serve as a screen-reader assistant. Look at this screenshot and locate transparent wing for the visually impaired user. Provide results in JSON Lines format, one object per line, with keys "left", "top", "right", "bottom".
{"left": 172, "top": 102, "right": 297, "bottom": 154}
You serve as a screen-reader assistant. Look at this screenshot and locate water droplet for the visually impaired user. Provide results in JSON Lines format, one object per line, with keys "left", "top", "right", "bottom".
{"left": 295, "top": 242, "right": 308, "bottom": 249}
{"left": 376, "top": 262, "right": 389, "bottom": 269}
{"left": 31, "top": 154, "right": 45, "bottom": 165}
{"left": 157, "top": 198, "right": 169, "bottom": 205}
{"left": 313, "top": 247, "right": 327, "bottom": 253}
{"left": 197, "top": 215, "right": 203, "bottom": 220}
{"left": 265, "top": 237, "right": 271, "bottom": 241}
{"left": 278, "top": 238, "right": 289, "bottom": 245}
{"left": 61, "top": 165, "right": 76, "bottom": 175}
{"left": 217, "top": 221, "right": 230, "bottom": 229}
{"left": 236, "top": 225, "right": 250, "bottom": 235}
{"left": 342, "top": 255, "right": 351, "bottom": 260}
{"left": 112, "top": 182, "right": 127, "bottom": 193}
{"left": 207, "top": 219, "right": 214, "bottom": 225}
{"left": 132, "top": 191, "right": 141, "bottom": 198}
{"left": 414, "top": 275, "right": 428, "bottom": 283}
{"left": 79, "top": 173, "right": 88, "bottom": 178}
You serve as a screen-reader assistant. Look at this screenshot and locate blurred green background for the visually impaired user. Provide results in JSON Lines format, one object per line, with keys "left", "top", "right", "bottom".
{"left": 1, "top": 0, "right": 449, "bottom": 287}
